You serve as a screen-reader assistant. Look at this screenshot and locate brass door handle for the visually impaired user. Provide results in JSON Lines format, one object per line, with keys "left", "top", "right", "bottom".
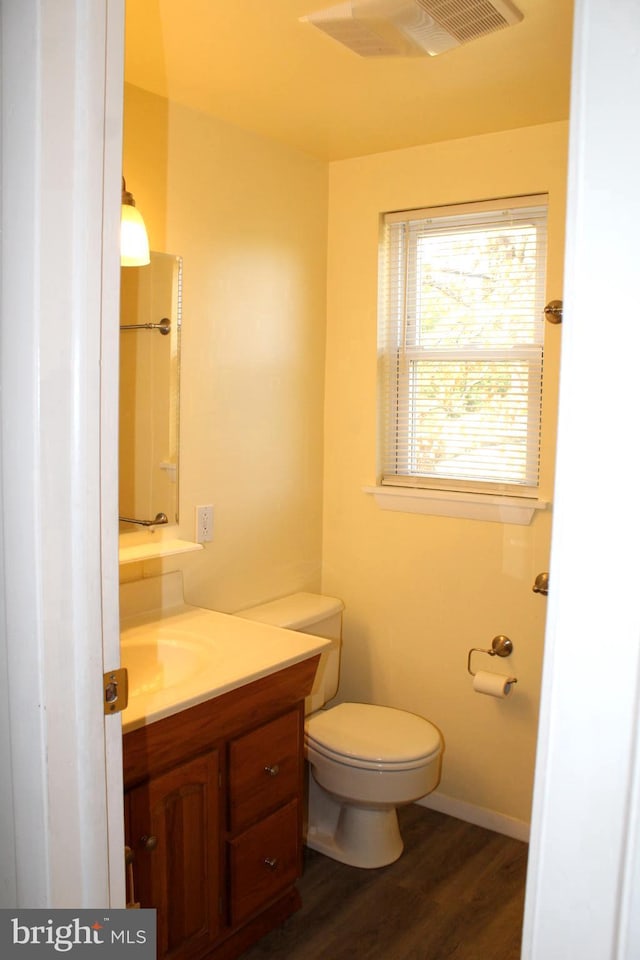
{"left": 544, "top": 300, "right": 563, "bottom": 324}
{"left": 533, "top": 572, "right": 549, "bottom": 596}
{"left": 264, "top": 764, "right": 280, "bottom": 777}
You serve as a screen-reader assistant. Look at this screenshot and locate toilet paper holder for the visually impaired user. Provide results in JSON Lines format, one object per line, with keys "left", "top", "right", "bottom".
{"left": 467, "top": 635, "right": 517, "bottom": 682}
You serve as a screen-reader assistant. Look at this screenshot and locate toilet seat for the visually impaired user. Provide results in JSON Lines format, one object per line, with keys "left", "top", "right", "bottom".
{"left": 305, "top": 702, "right": 441, "bottom": 772}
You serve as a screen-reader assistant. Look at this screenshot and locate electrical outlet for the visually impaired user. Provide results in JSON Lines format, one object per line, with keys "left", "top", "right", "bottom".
{"left": 195, "top": 504, "right": 213, "bottom": 543}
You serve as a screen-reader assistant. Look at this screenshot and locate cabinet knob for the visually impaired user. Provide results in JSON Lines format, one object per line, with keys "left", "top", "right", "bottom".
{"left": 264, "top": 764, "right": 280, "bottom": 777}
{"left": 263, "top": 857, "right": 278, "bottom": 871}
{"left": 140, "top": 835, "right": 158, "bottom": 851}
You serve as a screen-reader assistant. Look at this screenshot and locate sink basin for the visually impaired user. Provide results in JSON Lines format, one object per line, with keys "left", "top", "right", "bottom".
{"left": 121, "top": 634, "right": 211, "bottom": 698}
{"left": 119, "top": 599, "right": 332, "bottom": 733}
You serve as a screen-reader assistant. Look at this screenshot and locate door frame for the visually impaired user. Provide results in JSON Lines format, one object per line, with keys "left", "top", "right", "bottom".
{"left": 0, "top": 0, "right": 125, "bottom": 906}
{"left": 521, "top": 1, "right": 640, "bottom": 957}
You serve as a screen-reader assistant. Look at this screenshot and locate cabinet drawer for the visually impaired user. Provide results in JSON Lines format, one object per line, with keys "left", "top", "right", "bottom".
{"left": 228, "top": 708, "right": 301, "bottom": 831}
{"left": 228, "top": 800, "right": 300, "bottom": 926}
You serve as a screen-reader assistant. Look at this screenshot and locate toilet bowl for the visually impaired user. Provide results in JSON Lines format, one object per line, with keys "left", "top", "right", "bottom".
{"left": 236, "top": 593, "right": 443, "bottom": 868}
{"left": 305, "top": 701, "right": 441, "bottom": 867}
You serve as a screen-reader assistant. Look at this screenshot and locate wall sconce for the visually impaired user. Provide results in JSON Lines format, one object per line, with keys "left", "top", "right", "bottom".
{"left": 121, "top": 177, "right": 150, "bottom": 267}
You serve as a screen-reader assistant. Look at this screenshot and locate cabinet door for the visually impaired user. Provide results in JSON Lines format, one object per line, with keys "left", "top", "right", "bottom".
{"left": 127, "top": 751, "right": 221, "bottom": 960}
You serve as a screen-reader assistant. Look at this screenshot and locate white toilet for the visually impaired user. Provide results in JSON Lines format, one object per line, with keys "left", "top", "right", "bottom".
{"left": 237, "top": 592, "right": 442, "bottom": 869}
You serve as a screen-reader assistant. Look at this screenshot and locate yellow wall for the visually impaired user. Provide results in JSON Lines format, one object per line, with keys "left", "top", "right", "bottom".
{"left": 122, "top": 84, "right": 169, "bottom": 252}
{"left": 121, "top": 89, "right": 568, "bottom": 825}
{"left": 121, "top": 84, "right": 329, "bottom": 611}
{"left": 322, "top": 122, "right": 568, "bottom": 825}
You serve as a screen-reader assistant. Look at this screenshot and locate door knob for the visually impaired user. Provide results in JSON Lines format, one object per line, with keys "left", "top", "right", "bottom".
{"left": 533, "top": 572, "right": 549, "bottom": 596}
{"left": 544, "top": 300, "right": 563, "bottom": 324}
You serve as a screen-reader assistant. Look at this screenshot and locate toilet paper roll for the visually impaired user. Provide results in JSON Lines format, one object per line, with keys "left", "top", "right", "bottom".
{"left": 472, "top": 670, "right": 515, "bottom": 698}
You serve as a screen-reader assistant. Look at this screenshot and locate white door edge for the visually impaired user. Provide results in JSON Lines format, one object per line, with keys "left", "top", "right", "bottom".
{"left": 0, "top": 0, "right": 125, "bottom": 907}
{"left": 101, "top": 0, "right": 127, "bottom": 907}
{"left": 522, "top": 1, "right": 640, "bottom": 957}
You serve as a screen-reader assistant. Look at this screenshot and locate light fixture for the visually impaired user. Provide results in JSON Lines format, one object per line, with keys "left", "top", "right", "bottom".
{"left": 121, "top": 177, "right": 150, "bottom": 267}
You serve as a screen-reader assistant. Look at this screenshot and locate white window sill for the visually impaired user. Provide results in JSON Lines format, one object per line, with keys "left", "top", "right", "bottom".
{"left": 363, "top": 485, "right": 549, "bottom": 525}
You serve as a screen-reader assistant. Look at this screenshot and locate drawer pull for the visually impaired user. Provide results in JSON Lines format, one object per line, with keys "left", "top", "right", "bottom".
{"left": 264, "top": 764, "right": 280, "bottom": 777}
{"left": 140, "top": 835, "right": 158, "bottom": 851}
{"left": 263, "top": 857, "right": 279, "bottom": 871}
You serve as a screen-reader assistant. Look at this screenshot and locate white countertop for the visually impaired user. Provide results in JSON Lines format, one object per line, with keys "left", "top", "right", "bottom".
{"left": 120, "top": 603, "right": 330, "bottom": 734}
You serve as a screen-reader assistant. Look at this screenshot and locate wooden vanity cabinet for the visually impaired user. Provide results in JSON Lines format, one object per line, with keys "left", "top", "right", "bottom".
{"left": 123, "top": 656, "right": 319, "bottom": 960}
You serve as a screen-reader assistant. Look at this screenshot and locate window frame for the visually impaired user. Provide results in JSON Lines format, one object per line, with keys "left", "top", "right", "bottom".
{"left": 377, "top": 195, "right": 549, "bottom": 510}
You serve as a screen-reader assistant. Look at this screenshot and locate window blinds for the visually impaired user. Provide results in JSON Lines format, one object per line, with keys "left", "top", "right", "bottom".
{"left": 379, "top": 196, "right": 548, "bottom": 496}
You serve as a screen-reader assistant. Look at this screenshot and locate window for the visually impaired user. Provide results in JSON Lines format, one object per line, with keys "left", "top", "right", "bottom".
{"left": 378, "top": 196, "right": 548, "bottom": 501}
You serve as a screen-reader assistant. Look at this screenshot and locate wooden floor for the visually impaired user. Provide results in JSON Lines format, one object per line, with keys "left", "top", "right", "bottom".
{"left": 240, "top": 805, "right": 528, "bottom": 960}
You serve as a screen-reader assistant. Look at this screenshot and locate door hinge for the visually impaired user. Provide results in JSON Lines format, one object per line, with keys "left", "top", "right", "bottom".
{"left": 104, "top": 667, "right": 129, "bottom": 715}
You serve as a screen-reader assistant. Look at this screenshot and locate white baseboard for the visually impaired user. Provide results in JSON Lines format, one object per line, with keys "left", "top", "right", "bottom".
{"left": 416, "top": 791, "right": 530, "bottom": 843}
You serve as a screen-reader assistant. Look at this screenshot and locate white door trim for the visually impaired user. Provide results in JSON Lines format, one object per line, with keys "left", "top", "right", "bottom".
{"left": 0, "top": 0, "right": 124, "bottom": 907}
{"left": 522, "top": 1, "right": 640, "bottom": 957}
{"left": 100, "top": 0, "right": 127, "bottom": 907}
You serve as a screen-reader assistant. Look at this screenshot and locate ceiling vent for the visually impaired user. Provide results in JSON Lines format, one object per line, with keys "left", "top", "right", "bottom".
{"left": 300, "top": 0, "right": 523, "bottom": 57}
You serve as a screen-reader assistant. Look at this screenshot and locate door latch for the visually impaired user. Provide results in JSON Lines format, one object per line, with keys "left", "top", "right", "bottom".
{"left": 103, "top": 667, "right": 129, "bottom": 715}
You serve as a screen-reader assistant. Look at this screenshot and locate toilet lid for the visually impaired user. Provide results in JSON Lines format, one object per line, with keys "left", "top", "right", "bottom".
{"left": 305, "top": 702, "right": 441, "bottom": 765}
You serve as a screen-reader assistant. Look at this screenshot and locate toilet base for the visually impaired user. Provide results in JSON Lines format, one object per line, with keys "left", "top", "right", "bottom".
{"left": 305, "top": 772, "right": 404, "bottom": 869}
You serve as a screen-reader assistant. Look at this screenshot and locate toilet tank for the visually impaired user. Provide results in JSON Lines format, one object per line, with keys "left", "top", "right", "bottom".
{"left": 235, "top": 592, "right": 344, "bottom": 712}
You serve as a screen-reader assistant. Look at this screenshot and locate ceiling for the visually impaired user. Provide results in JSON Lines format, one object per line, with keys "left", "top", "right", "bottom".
{"left": 124, "top": 0, "right": 574, "bottom": 162}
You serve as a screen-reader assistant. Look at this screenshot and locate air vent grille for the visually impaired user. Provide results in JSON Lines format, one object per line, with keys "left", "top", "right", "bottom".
{"left": 313, "top": 17, "right": 405, "bottom": 55}
{"left": 302, "top": 0, "right": 523, "bottom": 58}
{"left": 415, "top": 0, "right": 521, "bottom": 44}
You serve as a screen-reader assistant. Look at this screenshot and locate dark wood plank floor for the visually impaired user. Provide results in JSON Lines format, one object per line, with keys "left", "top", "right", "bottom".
{"left": 240, "top": 805, "right": 528, "bottom": 960}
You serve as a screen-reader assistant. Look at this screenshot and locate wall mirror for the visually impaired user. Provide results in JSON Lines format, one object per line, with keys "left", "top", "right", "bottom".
{"left": 119, "top": 252, "right": 182, "bottom": 532}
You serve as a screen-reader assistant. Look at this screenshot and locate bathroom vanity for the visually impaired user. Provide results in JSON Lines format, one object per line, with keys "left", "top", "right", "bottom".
{"left": 120, "top": 576, "right": 329, "bottom": 960}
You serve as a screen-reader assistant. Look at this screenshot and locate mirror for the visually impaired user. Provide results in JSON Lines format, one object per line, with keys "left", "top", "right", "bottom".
{"left": 119, "top": 252, "right": 182, "bottom": 532}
